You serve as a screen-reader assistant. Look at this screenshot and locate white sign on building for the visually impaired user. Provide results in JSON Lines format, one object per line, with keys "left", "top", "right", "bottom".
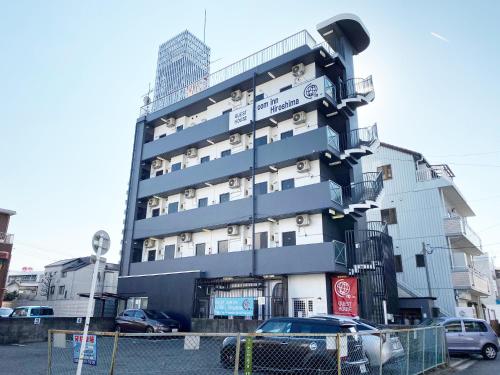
{"left": 229, "top": 77, "right": 326, "bottom": 130}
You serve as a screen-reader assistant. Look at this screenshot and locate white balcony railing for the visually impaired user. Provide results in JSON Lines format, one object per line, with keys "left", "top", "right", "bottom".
{"left": 452, "top": 267, "right": 490, "bottom": 295}
{"left": 0, "top": 232, "right": 13, "bottom": 244}
{"left": 416, "top": 164, "right": 454, "bottom": 183}
{"left": 444, "top": 217, "right": 482, "bottom": 252}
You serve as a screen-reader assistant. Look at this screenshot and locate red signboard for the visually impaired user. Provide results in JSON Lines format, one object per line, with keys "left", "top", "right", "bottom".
{"left": 332, "top": 277, "right": 358, "bottom": 317}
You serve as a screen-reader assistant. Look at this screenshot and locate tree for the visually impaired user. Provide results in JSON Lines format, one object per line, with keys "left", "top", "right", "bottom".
{"left": 38, "top": 273, "right": 55, "bottom": 301}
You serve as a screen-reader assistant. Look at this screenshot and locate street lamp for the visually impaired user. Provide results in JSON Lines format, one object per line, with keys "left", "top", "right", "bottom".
{"left": 75, "top": 230, "right": 110, "bottom": 375}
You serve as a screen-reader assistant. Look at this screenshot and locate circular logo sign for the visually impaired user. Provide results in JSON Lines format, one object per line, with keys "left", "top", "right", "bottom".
{"left": 92, "top": 230, "right": 111, "bottom": 255}
{"left": 303, "top": 83, "right": 319, "bottom": 99}
{"left": 309, "top": 342, "right": 318, "bottom": 351}
{"left": 334, "top": 280, "right": 351, "bottom": 297}
{"left": 242, "top": 299, "right": 251, "bottom": 311}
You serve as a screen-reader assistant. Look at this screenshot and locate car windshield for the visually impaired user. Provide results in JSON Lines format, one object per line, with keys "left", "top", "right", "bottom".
{"left": 419, "top": 318, "right": 446, "bottom": 326}
{"left": 143, "top": 310, "right": 169, "bottom": 319}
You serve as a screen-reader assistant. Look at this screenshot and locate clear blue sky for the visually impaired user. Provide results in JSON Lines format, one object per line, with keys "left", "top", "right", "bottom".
{"left": 1, "top": 1, "right": 499, "bottom": 270}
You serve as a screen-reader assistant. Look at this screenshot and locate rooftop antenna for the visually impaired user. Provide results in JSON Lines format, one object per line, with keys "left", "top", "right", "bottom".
{"left": 203, "top": 9, "right": 207, "bottom": 44}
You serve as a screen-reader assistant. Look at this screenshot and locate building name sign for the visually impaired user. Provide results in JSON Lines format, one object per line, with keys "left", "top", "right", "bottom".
{"left": 229, "top": 76, "right": 326, "bottom": 130}
{"left": 213, "top": 297, "right": 254, "bottom": 317}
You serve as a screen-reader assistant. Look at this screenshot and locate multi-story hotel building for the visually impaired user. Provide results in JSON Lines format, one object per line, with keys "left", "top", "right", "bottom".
{"left": 0, "top": 208, "right": 16, "bottom": 305}
{"left": 119, "top": 14, "right": 398, "bottom": 326}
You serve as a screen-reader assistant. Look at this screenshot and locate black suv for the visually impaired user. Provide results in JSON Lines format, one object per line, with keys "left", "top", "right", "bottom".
{"left": 220, "top": 317, "right": 370, "bottom": 373}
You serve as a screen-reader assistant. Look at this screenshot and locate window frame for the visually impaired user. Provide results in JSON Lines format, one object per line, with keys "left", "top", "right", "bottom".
{"left": 170, "top": 162, "right": 182, "bottom": 172}
{"left": 394, "top": 255, "right": 403, "bottom": 273}
{"left": 377, "top": 164, "right": 393, "bottom": 180}
{"left": 282, "top": 231, "right": 297, "bottom": 247}
{"left": 281, "top": 178, "right": 295, "bottom": 191}
{"left": 195, "top": 243, "right": 206, "bottom": 256}
{"left": 168, "top": 202, "right": 179, "bottom": 214}
{"left": 415, "top": 254, "right": 425, "bottom": 268}
{"left": 198, "top": 197, "right": 208, "bottom": 208}
{"left": 381, "top": 208, "right": 398, "bottom": 225}
{"left": 254, "top": 181, "right": 268, "bottom": 196}
{"left": 280, "top": 130, "right": 294, "bottom": 140}
{"left": 218, "top": 240, "right": 229, "bottom": 254}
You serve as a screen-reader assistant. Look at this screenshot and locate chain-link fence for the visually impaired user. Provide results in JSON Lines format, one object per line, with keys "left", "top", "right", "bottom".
{"left": 47, "top": 327, "right": 446, "bottom": 374}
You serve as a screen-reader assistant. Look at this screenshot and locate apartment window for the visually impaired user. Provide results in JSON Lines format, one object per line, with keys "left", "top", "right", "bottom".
{"left": 50, "top": 286, "right": 55, "bottom": 295}
{"left": 282, "top": 231, "right": 296, "bottom": 246}
{"left": 168, "top": 202, "right": 179, "bottom": 214}
{"left": 394, "top": 255, "right": 403, "bottom": 273}
{"left": 218, "top": 240, "right": 229, "bottom": 253}
{"left": 281, "top": 178, "right": 295, "bottom": 191}
{"left": 255, "top": 136, "right": 267, "bottom": 147}
{"left": 255, "top": 93, "right": 264, "bottom": 101}
{"left": 377, "top": 164, "right": 393, "bottom": 180}
{"left": 222, "top": 109, "right": 232, "bottom": 115}
{"left": 255, "top": 232, "right": 268, "bottom": 249}
{"left": 198, "top": 197, "right": 208, "bottom": 208}
{"left": 219, "top": 193, "right": 230, "bottom": 203}
{"left": 155, "top": 170, "right": 163, "bottom": 176}
{"left": 280, "top": 130, "right": 293, "bottom": 140}
{"left": 158, "top": 134, "right": 166, "bottom": 139}
{"left": 221, "top": 149, "right": 231, "bottom": 158}
{"left": 58, "top": 286, "right": 65, "bottom": 295}
{"left": 164, "top": 245, "right": 175, "bottom": 260}
{"left": 415, "top": 254, "right": 425, "bottom": 268}
{"left": 196, "top": 243, "right": 206, "bottom": 256}
{"left": 151, "top": 208, "right": 160, "bottom": 217}
{"left": 176, "top": 125, "right": 183, "bottom": 132}
{"left": 280, "top": 84, "right": 292, "bottom": 92}
{"left": 254, "top": 182, "right": 268, "bottom": 196}
{"left": 200, "top": 156, "right": 210, "bottom": 164}
{"left": 381, "top": 208, "right": 397, "bottom": 225}
{"left": 171, "top": 162, "right": 182, "bottom": 172}
{"left": 147, "top": 249, "right": 156, "bottom": 262}
{"left": 62, "top": 272, "right": 67, "bottom": 278}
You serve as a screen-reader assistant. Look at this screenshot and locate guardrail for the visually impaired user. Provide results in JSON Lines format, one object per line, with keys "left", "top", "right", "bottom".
{"left": 443, "top": 217, "right": 482, "bottom": 252}
{"left": 342, "top": 172, "right": 384, "bottom": 206}
{"left": 47, "top": 326, "right": 447, "bottom": 375}
{"left": 452, "top": 267, "right": 490, "bottom": 294}
{"left": 416, "top": 164, "right": 454, "bottom": 183}
{"left": 340, "top": 124, "right": 378, "bottom": 151}
{"left": 342, "top": 76, "right": 374, "bottom": 99}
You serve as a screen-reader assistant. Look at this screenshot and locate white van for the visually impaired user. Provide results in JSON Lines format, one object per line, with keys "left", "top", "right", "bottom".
{"left": 10, "top": 306, "right": 54, "bottom": 318}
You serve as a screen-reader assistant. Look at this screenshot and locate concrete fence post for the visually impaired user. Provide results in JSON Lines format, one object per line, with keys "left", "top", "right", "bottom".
{"left": 234, "top": 333, "right": 241, "bottom": 375}
{"left": 379, "top": 331, "right": 383, "bottom": 375}
{"left": 108, "top": 331, "right": 120, "bottom": 375}
{"left": 422, "top": 328, "right": 426, "bottom": 374}
{"left": 434, "top": 326, "right": 438, "bottom": 368}
{"left": 406, "top": 330, "right": 410, "bottom": 375}
{"left": 47, "top": 330, "right": 52, "bottom": 375}
{"left": 336, "top": 333, "right": 341, "bottom": 375}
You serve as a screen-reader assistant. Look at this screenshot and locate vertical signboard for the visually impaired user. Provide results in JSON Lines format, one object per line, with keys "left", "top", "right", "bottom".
{"left": 332, "top": 277, "right": 358, "bottom": 317}
{"left": 73, "top": 334, "right": 97, "bottom": 366}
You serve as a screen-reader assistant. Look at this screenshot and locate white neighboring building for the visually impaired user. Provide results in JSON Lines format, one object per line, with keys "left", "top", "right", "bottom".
{"left": 363, "top": 143, "right": 491, "bottom": 320}
{"left": 474, "top": 254, "right": 499, "bottom": 321}
{"left": 32, "top": 256, "right": 119, "bottom": 317}
{"left": 5, "top": 269, "right": 44, "bottom": 300}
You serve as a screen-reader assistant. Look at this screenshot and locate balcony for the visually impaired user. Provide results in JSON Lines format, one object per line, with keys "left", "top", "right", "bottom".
{"left": 0, "top": 232, "right": 13, "bottom": 244}
{"left": 452, "top": 267, "right": 490, "bottom": 296}
{"left": 129, "top": 240, "right": 347, "bottom": 279}
{"left": 342, "top": 172, "right": 384, "bottom": 217}
{"left": 340, "top": 124, "right": 379, "bottom": 164}
{"left": 416, "top": 164, "right": 454, "bottom": 183}
{"left": 138, "top": 126, "right": 341, "bottom": 199}
{"left": 444, "top": 217, "right": 483, "bottom": 255}
{"left": 140, "top": 30, "right": 345, "bottom": 117}
{"left": 134, "top": 180, "right": 344, "bottom": 239}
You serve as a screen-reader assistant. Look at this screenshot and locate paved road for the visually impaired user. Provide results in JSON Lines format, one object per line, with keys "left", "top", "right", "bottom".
{"left": 447, "top": 354, "right": 499, "bottom": 374}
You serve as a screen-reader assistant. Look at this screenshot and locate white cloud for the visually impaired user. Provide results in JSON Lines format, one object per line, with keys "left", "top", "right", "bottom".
{"left": 430, "top": 32, "right": 449, "bottom": 43}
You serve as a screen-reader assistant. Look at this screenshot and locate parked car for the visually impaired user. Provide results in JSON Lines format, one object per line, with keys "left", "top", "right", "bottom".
{"left": 312, "top": 315, "right": 405, "bottom": 367}
{"left": 220, "top": 317, "right": 370, "bottom": 373}
{"left": 9, "top": 306, "right": 54, "bottom": 318}
{"left": 0, "top": 307, "right": 13, "bottom": 317}
{"left": 115, "top": 309, "right": 181, "bottom": 333}
{"left": 421, "top": 317, "right": 498, "bottom": 360}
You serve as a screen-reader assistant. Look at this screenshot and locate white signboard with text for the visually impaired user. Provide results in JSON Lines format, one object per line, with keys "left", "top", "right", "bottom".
{"left": 229, "top": 77, "right": 326, "bottom": 130}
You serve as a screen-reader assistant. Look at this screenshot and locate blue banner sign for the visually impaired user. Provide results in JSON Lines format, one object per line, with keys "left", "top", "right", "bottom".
{"left": 73, "top": 334, "right": 97, "bottom": 366}
{"left": 214, "top": 297, "right": 254, "bottom": 317}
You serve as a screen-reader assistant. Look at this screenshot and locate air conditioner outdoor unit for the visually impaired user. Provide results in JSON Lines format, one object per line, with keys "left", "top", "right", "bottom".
{"left": 228, "top": 177, "right": 241, "bottom": 189}
{"left": 179, "top": 232, "right": 192, "bottom": 243}
{"left": 164, "top": 117, "right": 176, "bottom": 127}
{"left": 148, "top": 197, "right": 160, "bottom": 207}
{"left": 151, "top": 159, "right": 163, "bottom": 169}
{"left": 293, "top": 111, "right": 307, "bottom": 125}
{"left": 184, "top": 189, "right": 196, "bottom": 199}
{"left": 296, "top": 160, "right": 311, "bottom": 173}
{"left": 296, "top": 214, "right": 310, "bottom": 226}
{"left": 227, "top": 225, "right": 240, "bottom": 236}
{"left": 292, "top": 63, "right": 305, "bottom": 77}
{"left": 229, "top": 133, "right": 241, "bottom": 145}
{"left": 186, "top": 147, "right": 198, "bottom": 158}
{"left": 231, "top": 90, "right": 242, "bottom": 102}
{"left": 144, "top": 239, "right": 156, "bottom": 248}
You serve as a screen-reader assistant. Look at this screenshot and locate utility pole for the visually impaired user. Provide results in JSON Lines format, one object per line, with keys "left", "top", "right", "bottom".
{"left": 422, "top": 242, "right": 433, "bottom": 298}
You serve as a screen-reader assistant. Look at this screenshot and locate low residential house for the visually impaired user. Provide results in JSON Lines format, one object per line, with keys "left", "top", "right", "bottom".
{"left": 33, "top": 256, "right": 119, "bottom": 317}
{"left": 5, "top": 269, "right": 44, "bottom": 300}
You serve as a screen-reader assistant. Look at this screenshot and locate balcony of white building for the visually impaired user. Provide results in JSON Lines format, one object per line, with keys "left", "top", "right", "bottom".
{"left": 444, "top": 216, "right": 483, "bottom": 255}
{"left": 452, "top": 266, "right": 490, "bottom": 296}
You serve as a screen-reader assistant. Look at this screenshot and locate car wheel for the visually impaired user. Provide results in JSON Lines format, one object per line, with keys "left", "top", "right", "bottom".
{"left": 220, "top": 347, "right": 236, "bottom": 369}
{"left": 482, "top": 344, "right": 497, "bottom": 360}
{"left": 146, "top": 326, "right": 155, "bottom": 336}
